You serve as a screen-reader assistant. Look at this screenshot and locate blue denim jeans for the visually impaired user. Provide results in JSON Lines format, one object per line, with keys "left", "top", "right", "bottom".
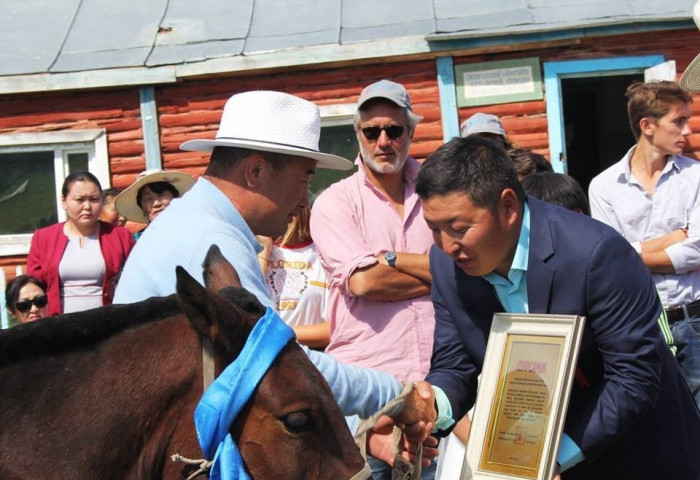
{"left": 368, "top": 454, "right": 436, "bottom": 480}
{"left": 671, "top": 316, "right": 700, "bottom": 409}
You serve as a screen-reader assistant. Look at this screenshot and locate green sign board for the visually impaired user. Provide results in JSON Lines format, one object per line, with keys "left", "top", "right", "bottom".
{"left": 455, "top": 57, "right": 543, "bottom": 107}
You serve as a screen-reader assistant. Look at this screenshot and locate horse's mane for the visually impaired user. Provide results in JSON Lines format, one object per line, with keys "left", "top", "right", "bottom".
{"left": 0, "top": 295, "right": 183, "bottom": 365}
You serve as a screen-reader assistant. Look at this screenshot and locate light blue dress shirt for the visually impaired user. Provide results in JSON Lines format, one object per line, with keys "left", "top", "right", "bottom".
{"left": 113, "top": 178, "right": 402, "bottom": 420}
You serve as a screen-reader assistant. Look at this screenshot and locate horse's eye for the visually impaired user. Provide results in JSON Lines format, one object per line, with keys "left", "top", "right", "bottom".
{"left": 282, "top": 411, "right": 313, "bottom": 432}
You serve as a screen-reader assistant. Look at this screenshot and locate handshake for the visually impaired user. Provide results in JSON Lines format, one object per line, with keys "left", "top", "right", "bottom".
{"left": 365, "top": 381, "right": 441, "bottom": 469}
{"left": 394, "top": 380, "right": 438, "bottom": 441}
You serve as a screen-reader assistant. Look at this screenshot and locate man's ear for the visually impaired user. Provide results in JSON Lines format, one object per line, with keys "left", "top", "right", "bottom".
{"left": 640, "top": 117, "right": 655, "bottom": 137}
{"left": 243, "top": 153, "right": 266, "bottom": 188}
{"left": 499, "top": 188, "right": 520, "bottom": 225}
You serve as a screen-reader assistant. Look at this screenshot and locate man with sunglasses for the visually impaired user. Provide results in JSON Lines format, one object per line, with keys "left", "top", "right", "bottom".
{"left": 311, "top": 79, "right": 436, "bottom": 480}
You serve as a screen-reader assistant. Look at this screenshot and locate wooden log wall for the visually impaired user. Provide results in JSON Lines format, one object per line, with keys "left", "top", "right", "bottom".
{"left": 2, "top": 27, "right": 700, "bottom": 279}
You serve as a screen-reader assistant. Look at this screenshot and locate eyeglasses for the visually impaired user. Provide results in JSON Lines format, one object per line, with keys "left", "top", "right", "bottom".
{"left": 15, "top": 295, "right": 48, "bottom": 313}
{"left": 361, "top": 125, "right": 405, "bottom": 141}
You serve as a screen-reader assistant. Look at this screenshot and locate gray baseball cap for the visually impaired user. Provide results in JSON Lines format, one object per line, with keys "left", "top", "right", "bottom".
{"left": 357, "top": 79, "right": 412, "bottom": 111}
{"left": 460, "top": 113, "right": 506, "bottom": 137}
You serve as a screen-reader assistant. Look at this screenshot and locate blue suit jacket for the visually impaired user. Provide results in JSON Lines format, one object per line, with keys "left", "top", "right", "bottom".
{"left": 426, "top": 197, "right": 700, "bottom": 479}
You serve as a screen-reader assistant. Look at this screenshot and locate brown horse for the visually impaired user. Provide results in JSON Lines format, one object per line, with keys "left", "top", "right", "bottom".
{"left": 0, "top": 246, "right": 367, "bottom": 480}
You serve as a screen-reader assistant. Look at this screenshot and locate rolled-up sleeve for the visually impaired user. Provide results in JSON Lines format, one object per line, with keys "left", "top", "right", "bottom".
{"left": 311, "top": 184, "right": 379, "bottom": 297}
{"left": 666, "top": 193, "right": 700, "bottom": 274}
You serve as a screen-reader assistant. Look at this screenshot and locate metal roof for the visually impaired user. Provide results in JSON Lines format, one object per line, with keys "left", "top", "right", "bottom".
{"left": 0, "top": 0, "right": 695, "bottom": 83}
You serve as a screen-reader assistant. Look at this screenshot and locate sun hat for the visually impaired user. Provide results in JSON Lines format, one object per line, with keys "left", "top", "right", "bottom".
{"left": 115, "top": 169, "right": 195, "bottom": 223}
{"left": 460, "top": 113, "right": 507, "bottom": 138}
{"left": 180, "top": 91, "right": 353, "bottom": 171}
{"left": 680, "top": 1, "right": 700, "bottom": 91}
{"left": 357, "top": 79, "right": 413, "bottom": 111}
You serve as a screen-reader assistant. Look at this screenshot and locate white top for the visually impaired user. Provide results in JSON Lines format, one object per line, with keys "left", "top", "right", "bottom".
{"left": 263, "top": 241, "right": 328, "bottom": 327}
{"left": 589, "top": 146, "right": 700, "bottom": 308}
{"left": 59, "top": 234, "right": 105, "bottom": 313}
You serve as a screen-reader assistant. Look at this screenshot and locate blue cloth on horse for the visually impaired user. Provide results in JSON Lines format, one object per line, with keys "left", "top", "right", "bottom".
{"left": 194, "top": 307, "right": 295, "bottom": 480}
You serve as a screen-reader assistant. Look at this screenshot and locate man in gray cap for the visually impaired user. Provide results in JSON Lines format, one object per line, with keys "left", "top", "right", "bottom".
{"left": 310, "top": 79, "right": 437, "bottom": 479}
{"left": 460, "top": 112, "right": 513, "bottom": 149}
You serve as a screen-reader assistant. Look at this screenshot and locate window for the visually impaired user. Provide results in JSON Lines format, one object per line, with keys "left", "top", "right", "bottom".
{"left": 0, "top": 129, "right": 109, "bottom": 255}
{"left": 312, "top": 104, "right": 359, "bottom": 202}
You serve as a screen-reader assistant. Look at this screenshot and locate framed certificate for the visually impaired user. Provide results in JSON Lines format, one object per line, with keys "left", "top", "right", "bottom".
{"left": 461, "top": 313, "right": 585, "bottom": 480}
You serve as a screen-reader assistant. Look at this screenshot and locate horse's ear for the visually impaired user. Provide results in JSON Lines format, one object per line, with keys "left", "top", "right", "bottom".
{"left": 202, "top": 245, "right": 242, "bottom": 292}
{"left": 175, "top": 266, "right": 217, "bottom": 338}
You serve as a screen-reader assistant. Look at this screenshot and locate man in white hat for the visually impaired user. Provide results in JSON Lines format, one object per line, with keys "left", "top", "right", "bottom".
{"left": 115, "top": 91, "right": 352, "bottom": 304}
{"left": 113, "top": 90, "right": 437, "bottom": 468}
{"left": 310, "top": 79, "right": 438, "bottom": 479}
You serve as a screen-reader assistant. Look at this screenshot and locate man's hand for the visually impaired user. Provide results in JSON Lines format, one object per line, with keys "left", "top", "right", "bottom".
{"left": 398, "top": 429, "right": 439, "bottom": 467}
{"left": 366, "top": 416, "right": 439, "bottom": 468}
{"left": 392, "top": 381, "right": 436, "bottom": 443}
{"left": 366, "top": 416, "right": 396, "bottom": 466}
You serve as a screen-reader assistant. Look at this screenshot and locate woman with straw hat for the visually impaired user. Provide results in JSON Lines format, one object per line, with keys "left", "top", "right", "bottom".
{"left": 115, "top": 169, "right": 195, "bottom": 239}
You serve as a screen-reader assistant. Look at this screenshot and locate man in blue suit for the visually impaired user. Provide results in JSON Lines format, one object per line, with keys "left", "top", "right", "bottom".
{"left": 415, "top": 136, "right": 700, "bottom": 479}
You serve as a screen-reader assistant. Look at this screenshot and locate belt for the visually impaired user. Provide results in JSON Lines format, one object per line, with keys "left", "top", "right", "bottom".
{"left": 665, "top": 300, "right": 700, "bottom": 323}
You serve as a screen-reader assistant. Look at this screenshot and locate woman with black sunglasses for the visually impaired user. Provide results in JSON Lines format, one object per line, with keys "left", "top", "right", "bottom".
{"left": 5, "top": 275, "right": 48, "bottom": 325}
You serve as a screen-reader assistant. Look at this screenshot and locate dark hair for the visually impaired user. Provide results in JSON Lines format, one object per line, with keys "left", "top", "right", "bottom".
{"left": 508, "top": 148, "right": 553, "bottom": 178}
{"left": 136, "top": 181, "right": 180, "bottom": 209}
{"left": 102, "top": 188, "right": 122, "bottom": 201}
{"left": 205, "top": 146, "right": 288, "bottom": 178}
{"left": 626, "top": 81, "right": 692, "bottom": 140}
{"left": 416, "top": 136, "right": 525, "bottom": 209}
{"left": 5, "top": 275, "right": 47, "bottom": 314}
{"left": 521, "top": 172, "right": 590, "bottom": 216}
{"left": 61, "top": 171, "right": 103, "bottom": 198}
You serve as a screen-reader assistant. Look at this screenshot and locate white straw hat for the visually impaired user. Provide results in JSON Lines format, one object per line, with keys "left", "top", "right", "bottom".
{"left": 180, "top": 90, "right": 353, "bottom": 171}
{"left": 115, "top": 169, "right": 195, "bottom": 223}
{"left": 680, "top": 1, "right": 700, "bottom": 91}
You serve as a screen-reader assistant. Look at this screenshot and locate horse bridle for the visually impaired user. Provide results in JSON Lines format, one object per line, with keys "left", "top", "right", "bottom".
{"left": 176, "top": 309, "right": 373, "bottom": 480}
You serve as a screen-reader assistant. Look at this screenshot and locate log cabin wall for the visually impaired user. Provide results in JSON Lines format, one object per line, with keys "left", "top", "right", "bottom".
{"left": 2, "top": 27, "right": 700, "bottom": 278}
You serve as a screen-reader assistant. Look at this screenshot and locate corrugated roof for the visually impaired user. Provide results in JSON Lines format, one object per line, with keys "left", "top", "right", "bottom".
{"left": 0, "top": 0, "right": 695, "bottom": 78}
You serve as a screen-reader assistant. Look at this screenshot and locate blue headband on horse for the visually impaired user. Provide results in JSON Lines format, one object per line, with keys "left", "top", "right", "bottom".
{"left": 194, "top": 307, "right": 295, "bottom": 480}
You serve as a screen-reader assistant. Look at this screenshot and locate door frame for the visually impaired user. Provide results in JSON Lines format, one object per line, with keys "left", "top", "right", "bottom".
{"left": 543, "top": 55, "right": 665, "bottom": 173}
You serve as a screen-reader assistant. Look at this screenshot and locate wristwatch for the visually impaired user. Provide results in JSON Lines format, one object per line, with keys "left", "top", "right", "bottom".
{"left": 384, "top": 251, "right": 397, "bottom": 268}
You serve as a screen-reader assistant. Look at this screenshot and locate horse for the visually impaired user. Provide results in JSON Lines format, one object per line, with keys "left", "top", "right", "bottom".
{"left": 0, "top": 246, "right": 368, "bottom": 480}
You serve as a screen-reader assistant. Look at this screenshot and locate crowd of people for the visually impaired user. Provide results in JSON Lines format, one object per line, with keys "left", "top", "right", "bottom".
{"left": 5, "top": 75, "right": 700, "bottom": 479}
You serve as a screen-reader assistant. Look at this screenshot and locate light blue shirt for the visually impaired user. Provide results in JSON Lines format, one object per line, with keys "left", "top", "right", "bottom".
{"left": 113, "top": 177, "right": 402, "bottom": 420}
{"left": 433, "top": 202, "right": 584, "bottom": 471}
{"left": 114, "top": 178, "right": 270, "bottom": 305}
{"left": 483, "top": 201, "right": 530, "bottom": 313}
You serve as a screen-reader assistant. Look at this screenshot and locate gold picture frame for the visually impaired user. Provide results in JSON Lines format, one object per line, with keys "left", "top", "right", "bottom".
{"left": 461, "top": 313, "right": 585, "bottom": 480}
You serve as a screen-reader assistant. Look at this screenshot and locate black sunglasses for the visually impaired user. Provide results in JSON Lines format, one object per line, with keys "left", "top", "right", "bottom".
{"left": 361, "top": 125, "right": 405, "bottom": 141}
{"left": 15, "top": 295, "right": 48, "bottom": 313}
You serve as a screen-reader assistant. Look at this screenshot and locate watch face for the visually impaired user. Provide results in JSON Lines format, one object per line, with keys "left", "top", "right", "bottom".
{"left": 385, "top": 251, "right": 396, "bottom": 266}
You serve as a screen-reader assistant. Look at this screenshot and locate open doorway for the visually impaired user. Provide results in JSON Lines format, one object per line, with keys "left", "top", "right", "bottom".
{"left": 561, "top": 74, "right": 641, "bottom": 193}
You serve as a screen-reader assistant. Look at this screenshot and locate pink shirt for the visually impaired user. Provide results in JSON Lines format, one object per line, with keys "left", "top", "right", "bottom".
{"left": 310, "top": 156, "right": 435, "bottom": 383}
